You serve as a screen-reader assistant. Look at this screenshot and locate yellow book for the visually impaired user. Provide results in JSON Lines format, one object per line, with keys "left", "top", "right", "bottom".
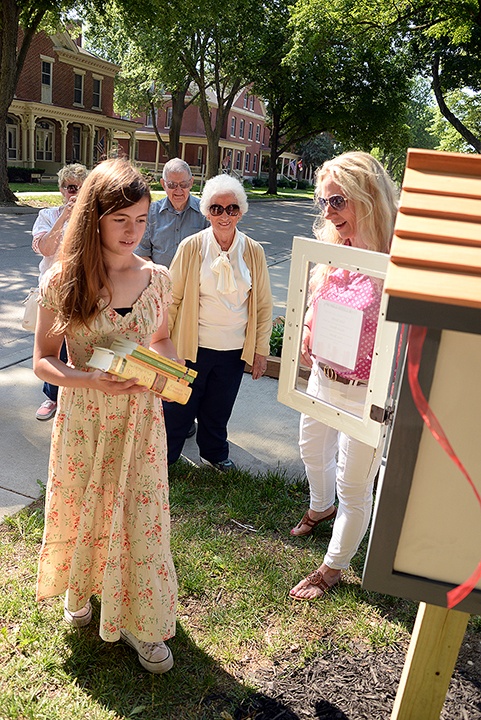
{"left": 87, "top": 347, "right": 192, "bottom": 404}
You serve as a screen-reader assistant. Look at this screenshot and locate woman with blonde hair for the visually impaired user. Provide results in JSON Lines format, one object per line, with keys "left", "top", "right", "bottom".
{"left": 290, "top": 151, "right": 398, "bottom": 600}
{"left": 34, "top": 158, "right": 178, "bottom": 672}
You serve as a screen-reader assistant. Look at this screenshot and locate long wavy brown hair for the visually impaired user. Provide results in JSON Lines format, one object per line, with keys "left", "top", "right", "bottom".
{"left": 50, "top": 159, "right": 151, "bottom": 333}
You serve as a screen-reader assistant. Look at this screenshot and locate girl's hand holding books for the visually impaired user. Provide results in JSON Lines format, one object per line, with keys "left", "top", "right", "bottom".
{"left": 88, "top": 369, "right": 149, "bottom": 396}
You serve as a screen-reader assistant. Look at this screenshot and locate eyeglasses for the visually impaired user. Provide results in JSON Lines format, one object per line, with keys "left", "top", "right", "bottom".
{"left": 317, "top": 195, "right": 347, "bottom": 213}
{"left": 209, "top": 204, "right": 240, "bottom": 217}
{"left": 63, "top": 184, "right": 81, "bottom": 193}
{"left": 165, "top": 180, "right": 192, "bottom": 190}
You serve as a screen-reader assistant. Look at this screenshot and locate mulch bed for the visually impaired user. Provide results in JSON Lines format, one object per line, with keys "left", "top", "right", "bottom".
{"left": 232, "top": 636, "right": 481, "bottom": 719}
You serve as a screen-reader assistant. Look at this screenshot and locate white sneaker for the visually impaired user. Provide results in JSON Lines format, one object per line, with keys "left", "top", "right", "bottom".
{"left": 120, "top": 629, "right": 174, "bottom": 674}
{"left": 64, "top": 600, "right": 92, "bottom": 627}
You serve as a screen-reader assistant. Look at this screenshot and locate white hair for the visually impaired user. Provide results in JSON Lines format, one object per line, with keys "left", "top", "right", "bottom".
{"left": 162, "top": 158, "right": 192, "bottom": 180}
{"left": 200, "top": 174, "right": 248, "bottom": 216}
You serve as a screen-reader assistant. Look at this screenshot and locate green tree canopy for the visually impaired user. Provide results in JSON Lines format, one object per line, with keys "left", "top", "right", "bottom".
{"left": 0, "top": 0, "right": 81, "bottom": 203}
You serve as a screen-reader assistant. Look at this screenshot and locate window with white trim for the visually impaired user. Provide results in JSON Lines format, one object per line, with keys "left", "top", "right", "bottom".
{"left": 248, "top": 122, "right": 253, "bottom": 140}
{"left": 165, "top": 107, "right": 172, "bottom": 128}
{"left": 74, "top": 73, "right": 84, "bottom": 105}
{"left": 235, "top": 151, "right": 241, "bottom": 170}
{"left": 255, "top": 124, "right": 261, "bottom": 142}
{"left": 243, "top": 93, "right": 249, "bottom": 108}
{"left": 92, "top": 77, "right": 102, "bottom": 109}
{"left": 7, "top": 116, "right": 18, "bottom": 160}
{"left": 253, "top": 153, "right": 258, "bottom": 173}
{"left": 72, "top": 125, "right": 81, "bottom": 161}
{"left": 36, "top": 121, "right": 54, "bottom": 161}
{"left": 249, "top": 96, "right": 255, "bottom": 111}
{"left": 239, "top": 119, "right": 245, "bottom": 139}
{"left": 41, "top": 60, "right": 53, "bottom": 104}
{"left": 245, "top": 152, "right": 250, "bottom": 171}
{"left": 230, "top": 117, "right": 236, "bottom": 136}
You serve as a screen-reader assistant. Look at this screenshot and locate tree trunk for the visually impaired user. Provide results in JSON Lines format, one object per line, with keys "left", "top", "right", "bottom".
{"left": 432, "top": 53, "right": 481, "bottom": 153}
{"left": 267, "top": 112, "right": 281, "bottom": 195}
{"left": 0, "top": 0, "right": 23, "bottom": 204}
{"left": 0, "top": 1, "right": 46, "bottom": 204}
{"left": 197, "top": 84, "right": 241, "bottom": 179}
{"left": 169, "top": 83, "right": 190, "bottom": 159}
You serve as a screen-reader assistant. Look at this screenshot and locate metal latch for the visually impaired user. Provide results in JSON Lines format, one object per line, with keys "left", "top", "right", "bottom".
{"left": 370, "top": 404, "right": 395, "bottom": 425}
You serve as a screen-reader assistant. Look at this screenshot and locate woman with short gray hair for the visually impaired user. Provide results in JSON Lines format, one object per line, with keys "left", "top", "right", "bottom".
{"left": 164, "top": 174, "right": 273, "bottom": 472}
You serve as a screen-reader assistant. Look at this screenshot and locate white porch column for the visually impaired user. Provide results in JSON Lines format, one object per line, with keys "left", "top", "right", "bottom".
{"left": 88, "top": 125, "right": 95, "bottom": 167}
{"left": 81, "top": 127, "right": 88, "bottom": 166}
{"left": 28, "top": 115, "right": 36, "bottom": 168}
{"left": 129, "top": 131, "right": 136, "bottom": 161}
{"left": 60, "top": 120, "right": 68, "bottom": 166}
{"left": 20, "top": 116, "right": 28, "bottom": 164}
{"left": 107, "top": 128, "right": 114, "bottom": 158}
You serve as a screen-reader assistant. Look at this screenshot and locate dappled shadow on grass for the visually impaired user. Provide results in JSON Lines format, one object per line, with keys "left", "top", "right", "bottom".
{"left": 63, "top": 618, "right": 252, "bottom": 720}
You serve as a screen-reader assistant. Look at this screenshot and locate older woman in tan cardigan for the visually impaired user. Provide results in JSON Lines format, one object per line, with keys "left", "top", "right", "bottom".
{"left": 164, "top": 174, "right": 272, "bottom": 471}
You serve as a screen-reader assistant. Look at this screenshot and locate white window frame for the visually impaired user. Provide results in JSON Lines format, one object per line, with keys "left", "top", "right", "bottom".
{"left": 40, "top": 57, "right": 53, "bottom": 104}
{"left": 243, "top": 93, "right": 249, "bottom": 109}
{"left": 235, "top": 151, "right": 242, "bottom": 170}
{"left": 165, "top": 107, "right": 172, "bottom": 128}
{"left": 248, "top": 122, "right": 253, "bottom": 140}
{"left": 255, "top": 124, "right": 261, "bottom": 142}
{"left": 230, "top": 117, "right": 236, "bottom": 136}
{"left": 278, "top": 237, "right": 401, "bottom": 448}
{"left": 72, "top": 125, "right": 81, "bottom": 161}
{"left": 36, "top": 120, "right": 54, "bottom": 161}
{"left": 239, "top": 118, "right": 245, "bottom": 139}
{"left": 7, "top": 116, "right": 18, "bottom": 160}
{"left": 73, "top": 70, "right": 85, "bottom": 106}
{"left": 92, "top": 75, "right": 102, "bottom": 109}
{"left": 252, "top": 153, "right": 258, "bottom": 173}
{"left": 245, "top": 152, "right": 250, "bottom": 171}
{"left": 249, "top": 96, "right": 255, "bottom": 111}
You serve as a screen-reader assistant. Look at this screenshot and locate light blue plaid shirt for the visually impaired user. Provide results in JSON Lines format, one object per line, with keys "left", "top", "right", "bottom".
{"left": 136, "top": 195, "right": 209, "bottom": 267}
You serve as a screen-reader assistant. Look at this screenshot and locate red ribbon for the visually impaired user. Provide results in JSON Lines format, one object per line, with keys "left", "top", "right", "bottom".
{"left": 407, "top": 325, "right": 481, "bottom": 608}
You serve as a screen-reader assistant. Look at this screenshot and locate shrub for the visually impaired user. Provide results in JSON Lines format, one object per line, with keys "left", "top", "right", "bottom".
{"left": 269, "top": 317, "right": 285, "bottom": 357}
{"left": 252, "top": 176, "right": 268, "bottom": 188}
{"left": 8, "top": 167, "right": 45, "bottom": 183}
{"left": 296, "top": 179, "right": 311, "bottom": 190}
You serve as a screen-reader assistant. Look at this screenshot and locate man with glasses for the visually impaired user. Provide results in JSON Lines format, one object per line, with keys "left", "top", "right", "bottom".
{"left": 136, "top": 158, "right": 209, "bottom": 267}
{"left": 32, "top": 163, "right": 88, "bottom": 421}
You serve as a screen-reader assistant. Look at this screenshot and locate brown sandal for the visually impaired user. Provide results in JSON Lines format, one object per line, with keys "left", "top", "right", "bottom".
{"left": 290, "top": 568, "right": 341, "bottom": 601}
{"left": 290, "top": 507, "right": 337, "bottom": 537}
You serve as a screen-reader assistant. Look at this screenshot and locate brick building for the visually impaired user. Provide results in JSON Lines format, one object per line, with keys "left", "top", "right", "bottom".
{"left": 116, "top": 87, "right": 299, "bottom": 182}
{"left": 9, "top": 29, "right": 301, "bottom": 182}
{"left": 8, "top": 29, "right": 138, "bottom": 175}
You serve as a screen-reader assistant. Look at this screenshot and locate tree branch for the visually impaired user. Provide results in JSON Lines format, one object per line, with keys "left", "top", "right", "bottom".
{"left": 431, "top": 52, "right": 481, "bottom": 153}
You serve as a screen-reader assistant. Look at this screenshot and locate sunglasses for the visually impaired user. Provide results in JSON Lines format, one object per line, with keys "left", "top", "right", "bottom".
{"left": 165, "top": 180, "right": 191, "bottom": 189}
{"left": 317, "top": 195, "right": 347, "bottom": 213}
{"left": 64, "top": 184, "right": 81, "bottom": 193}
{"left": 209, "top": 203, "right": 240, "bottom": 217}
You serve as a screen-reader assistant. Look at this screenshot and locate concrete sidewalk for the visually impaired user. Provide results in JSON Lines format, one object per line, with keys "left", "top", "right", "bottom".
{"left": 0, "top": 200, "right": 311, "bottom": 521}
{"left": 0, "top": 357, "right": 305, "bottom": 522}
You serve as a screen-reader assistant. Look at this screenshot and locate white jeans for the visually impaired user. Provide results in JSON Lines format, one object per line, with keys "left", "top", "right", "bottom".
{"left": 299, "top": 364, "right": 383, "bottom": 570}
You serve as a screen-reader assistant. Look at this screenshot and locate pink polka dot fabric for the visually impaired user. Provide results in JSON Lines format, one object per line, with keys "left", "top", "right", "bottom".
{"left": 311, "top": 268, "right": 382, "bottom": 381}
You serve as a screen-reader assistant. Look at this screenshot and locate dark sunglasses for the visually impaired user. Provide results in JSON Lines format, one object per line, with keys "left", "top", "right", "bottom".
{"left": 165, "top": 180, "right": 191, "bottom": 189}
{"left": 209, "top": 203, "right": 240, "bottom": 217}
{"left": 317, "top": 195, "right": 347, "bottom": 213}
{"left": 64, "top": 184, "right": 81, "bottom": 193}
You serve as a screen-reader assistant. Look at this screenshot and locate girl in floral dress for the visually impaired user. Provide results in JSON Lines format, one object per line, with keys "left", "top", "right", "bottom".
{"left": 34, "top": 159, "right": 178, "bottom": 674}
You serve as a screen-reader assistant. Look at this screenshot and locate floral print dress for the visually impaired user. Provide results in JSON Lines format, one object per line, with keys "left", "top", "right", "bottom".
{"left": 36, "top": 265, "right": 177, "bottom": 644}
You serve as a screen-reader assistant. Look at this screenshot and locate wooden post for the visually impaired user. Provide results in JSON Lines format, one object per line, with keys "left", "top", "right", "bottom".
{"left": 391, "top": 602, "right": 470, "bottom": 720}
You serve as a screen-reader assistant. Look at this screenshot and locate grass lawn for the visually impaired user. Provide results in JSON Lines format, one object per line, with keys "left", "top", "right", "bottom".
{"left": 0, "top": 461, "right": 428, "bottom": 720}
{"left": 10, "top": 183, "right": 313, "bottom": 208}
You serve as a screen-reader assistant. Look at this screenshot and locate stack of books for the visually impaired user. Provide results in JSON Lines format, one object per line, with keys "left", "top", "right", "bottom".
{"left": 87, "top": 337, "right": 197, "bottom": 404}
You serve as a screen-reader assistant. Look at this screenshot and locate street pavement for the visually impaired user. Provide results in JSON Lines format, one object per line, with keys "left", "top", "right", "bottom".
{"left": 0, "top": 199, "right": 317, "bottom": 521}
